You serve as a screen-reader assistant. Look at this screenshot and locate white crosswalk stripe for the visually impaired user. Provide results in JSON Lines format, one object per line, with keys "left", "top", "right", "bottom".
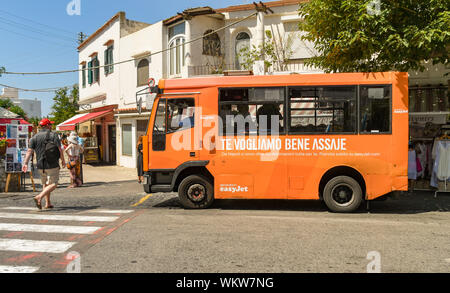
{"left": 0, "top": 206, "right": 134, "bottom": 273}
{"left": 83, "top": 209, "right": 134, "bottom": 214}
{"left": 0, "top": 212, "right": 118, "bottom": 222}
{"left": 0, "top": 265, "right": 40, "bottom": 273}
{"left": 0, "top": 223, "right": 101, "bottom": 234}
{"left": 0, "top": 239, "right": 75, "bottom": 253}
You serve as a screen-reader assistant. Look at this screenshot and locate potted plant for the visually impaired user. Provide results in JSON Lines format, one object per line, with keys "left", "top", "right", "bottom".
{"left": 0, "top": 137, "right": 6, "bottom": 157}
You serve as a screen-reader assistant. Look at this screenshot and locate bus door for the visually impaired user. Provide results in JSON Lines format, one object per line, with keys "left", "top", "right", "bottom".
{"left": 149, "top": 95, "right": 199, "bottom": 170}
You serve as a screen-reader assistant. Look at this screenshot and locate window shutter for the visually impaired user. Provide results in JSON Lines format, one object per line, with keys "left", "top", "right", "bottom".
{"left": 88, "top": 61, "right": 93, "bottom": 84}
{"left": 104, "top": 49, "right": 109, "bottom": 75}
{"left": 109, "top": 47, "right": 114, "bottom": 73}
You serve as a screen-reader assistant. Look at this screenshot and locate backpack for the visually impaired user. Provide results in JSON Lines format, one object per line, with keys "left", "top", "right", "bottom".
{"left": 43, "top": 131, "right": 60, "bottom": 170}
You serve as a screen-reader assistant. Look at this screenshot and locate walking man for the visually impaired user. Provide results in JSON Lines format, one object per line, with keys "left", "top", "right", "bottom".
{"left": 22, "top": 118, "right": 66, "bottom": 209}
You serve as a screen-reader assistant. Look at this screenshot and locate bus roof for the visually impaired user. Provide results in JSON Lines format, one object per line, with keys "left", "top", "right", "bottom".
{"left": 159, "top": 72, "right": 407, "bottom": 91}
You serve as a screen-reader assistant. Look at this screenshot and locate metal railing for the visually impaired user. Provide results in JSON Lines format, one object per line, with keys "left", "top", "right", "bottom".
{"left": 189, "top": 59, "right": 321, "bottom": 76}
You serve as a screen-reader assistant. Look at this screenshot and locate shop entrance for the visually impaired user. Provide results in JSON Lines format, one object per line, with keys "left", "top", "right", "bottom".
{"left": 96, "top": 125, "right": 103, "bottom": 162}
{"left": 108, "top": 125, "right": 116, "bottom": 163}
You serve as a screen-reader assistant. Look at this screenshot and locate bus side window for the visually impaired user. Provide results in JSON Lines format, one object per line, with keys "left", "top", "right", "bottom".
{"left": 289, "top": 86, "right": 356, "bottom": 134}
{"left": 360, "top": 85, "right": 391, "bottom": 133}
{"left": 219, "top": 87, "right": 285, "bottom": 136}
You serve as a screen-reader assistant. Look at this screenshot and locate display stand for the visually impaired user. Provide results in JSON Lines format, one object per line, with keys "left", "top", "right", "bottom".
{"left": 4, "top": 172, "right": 35, "bottom": 193}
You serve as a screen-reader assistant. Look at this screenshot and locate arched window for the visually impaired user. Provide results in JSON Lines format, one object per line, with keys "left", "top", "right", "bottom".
{"left": 168, "top": 22, "right": 186, "bottom": 77}
{"left": 235, "top": 32, "right": 250, "bottom": 70}
{"left": 169, "top": 36, "right": 185, "bottom": 76}
{"left": 203, "top": 30, "right": 221, "bottom": 56}
{"left": 137, "top": 59, "right": 149, "bottom": 87}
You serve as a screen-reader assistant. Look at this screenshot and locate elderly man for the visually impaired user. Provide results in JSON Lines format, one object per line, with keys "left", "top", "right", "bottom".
{"left": 22, "top": 118, "right": 66, "bottom": 210}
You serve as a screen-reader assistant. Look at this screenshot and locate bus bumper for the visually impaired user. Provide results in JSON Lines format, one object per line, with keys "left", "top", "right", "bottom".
{"left": 143, "top": 172, "right": 173, "bottom": 193}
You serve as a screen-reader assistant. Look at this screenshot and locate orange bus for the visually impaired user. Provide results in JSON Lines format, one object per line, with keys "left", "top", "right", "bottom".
{"left": 142, "top": 72, "right": 408, "bottom": 212}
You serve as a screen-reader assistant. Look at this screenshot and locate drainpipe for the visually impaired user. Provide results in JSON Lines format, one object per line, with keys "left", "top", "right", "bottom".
{"left": 183, "top": 19, "right": 192, "bottom": 78}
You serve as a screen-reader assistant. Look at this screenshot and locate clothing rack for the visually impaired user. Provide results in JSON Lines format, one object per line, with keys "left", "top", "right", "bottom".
{"left": 434, "top": 138, "right": 450, "bottom": 198}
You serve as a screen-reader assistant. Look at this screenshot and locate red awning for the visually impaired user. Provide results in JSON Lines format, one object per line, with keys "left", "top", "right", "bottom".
{"left": 0, "top": 118, "right": 31, "bottom": 125}
{"left": 57, "top": 110, "right": 111, "bottom": 131}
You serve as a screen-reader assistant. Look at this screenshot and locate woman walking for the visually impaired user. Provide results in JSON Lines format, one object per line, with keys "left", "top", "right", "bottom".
{"left": 65, "top": 135, "right": 84, "bottom": 188}
{"left": 137, "top": 136, "right": 144, "bottom": 183}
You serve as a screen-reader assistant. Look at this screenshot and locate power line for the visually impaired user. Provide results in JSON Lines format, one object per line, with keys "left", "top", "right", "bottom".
{"left": 0, "top": 9, "right": 77, "bottom": 35}
{"left": 3, "top": 11, "right": 259, "bottom": 76}
{"left": 0, "top": 15, "right": 77, "bottom": 43}
{"left": 0, "top": 83, "right": 70, "bottom": 93}
{"left": 0, "top": 26, "right": 76, "bottom": 49}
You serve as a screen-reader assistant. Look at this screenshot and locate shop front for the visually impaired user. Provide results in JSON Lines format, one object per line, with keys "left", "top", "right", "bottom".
{"left": 57, "top": 105, "right": 117, "bottom": 164}
{"left": 114, "top": 108, "right": 151, "bottom": 169}
{"left": 408, "top": 84, "right": 449, "bottom": 192}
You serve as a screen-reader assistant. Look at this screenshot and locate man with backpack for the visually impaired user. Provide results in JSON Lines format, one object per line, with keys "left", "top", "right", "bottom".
{"left": 22, "top": 118, "right": 66, "bottom": 210}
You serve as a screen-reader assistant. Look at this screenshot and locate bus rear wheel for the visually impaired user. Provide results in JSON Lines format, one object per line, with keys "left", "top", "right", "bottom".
{"left": 178, "top": 175, "right": 214, "bottom": 209}
{"left": 323, "top": 176, "right": 362, "bottom": 213}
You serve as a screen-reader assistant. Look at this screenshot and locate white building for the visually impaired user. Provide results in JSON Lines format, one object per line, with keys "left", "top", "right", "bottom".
{"left": 77, "top": 0, "right": 319, "bottom": 168}
{"left": 0, "top": 87, "right": 42, "bottom": 119}
{"left": 75, "top": 0, "right": 448, "bottom": 169}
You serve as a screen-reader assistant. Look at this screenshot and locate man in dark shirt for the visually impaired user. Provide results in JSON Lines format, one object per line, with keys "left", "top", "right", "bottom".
{"left": 22, "top": 118, "right": 65, "bottom": 210}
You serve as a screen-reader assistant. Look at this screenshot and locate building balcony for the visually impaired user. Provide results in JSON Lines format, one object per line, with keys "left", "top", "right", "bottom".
{"left": 189, "top": 59, "right": 322, "bottom": 77}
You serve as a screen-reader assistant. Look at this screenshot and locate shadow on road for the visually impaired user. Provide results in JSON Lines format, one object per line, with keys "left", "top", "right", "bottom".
{"left": 152, "top": 191, "right": 450, "bottom": 214}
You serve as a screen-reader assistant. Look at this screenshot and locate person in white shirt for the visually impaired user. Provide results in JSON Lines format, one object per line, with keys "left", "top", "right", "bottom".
{"left": 64, "top": 135, "right": 84, "bottom": 188}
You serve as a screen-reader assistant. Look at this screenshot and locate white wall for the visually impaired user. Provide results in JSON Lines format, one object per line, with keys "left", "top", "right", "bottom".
{"left": 119, "top": 21, "right": 164, "bottom": 108}
{"left": 78, "top": 18, "right": 121, "bottom": 109}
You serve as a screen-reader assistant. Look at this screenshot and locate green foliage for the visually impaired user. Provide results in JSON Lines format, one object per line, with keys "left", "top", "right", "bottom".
{"left": 28, "top": 117, "right": 41, "bottom": 127}
{"left": 238, "top": 30, "right": 294, "bottom": 72}
{"left": 0, "top": 66, "right": 5, "bottom": 76}
{"left": 0, "top": 98, "right": 27, "bottom": 119}
{"left": 298, "top": 0, "right": 450, "bottom": 72}
{"left": 49, "top": 84, "right": 79, "bottom": 126}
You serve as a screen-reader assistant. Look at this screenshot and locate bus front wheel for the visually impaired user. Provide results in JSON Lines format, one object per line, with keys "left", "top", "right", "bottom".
{"left": 323, "top": 176, "right": 362, "bottom": 213}
{"left": 178, "top": 175, "right": 214, "bottom": 209}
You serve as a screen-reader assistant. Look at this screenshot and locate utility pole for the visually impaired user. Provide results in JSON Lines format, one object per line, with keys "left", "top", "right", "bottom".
{"left": 77, "top": 32, "right": 87, "bottom": 45}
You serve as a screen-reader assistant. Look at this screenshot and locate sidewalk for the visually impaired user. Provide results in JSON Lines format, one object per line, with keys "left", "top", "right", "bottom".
{"left": 55, "top": 163, "right": 138, "bottom": 186}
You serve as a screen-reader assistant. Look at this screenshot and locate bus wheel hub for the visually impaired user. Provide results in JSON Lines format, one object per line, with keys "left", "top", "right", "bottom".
{"left": 187, "top": 184, "right": 206, "bottom": 202}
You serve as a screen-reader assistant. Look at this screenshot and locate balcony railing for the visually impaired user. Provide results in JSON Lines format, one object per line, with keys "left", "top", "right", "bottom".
{"left": 189, "top": 59, "right": 322, "bottom": 76}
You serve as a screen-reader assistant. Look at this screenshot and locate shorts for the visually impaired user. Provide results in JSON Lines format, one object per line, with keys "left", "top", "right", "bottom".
{"left": 38, "top": 167, "right": 60, "bottom": 186}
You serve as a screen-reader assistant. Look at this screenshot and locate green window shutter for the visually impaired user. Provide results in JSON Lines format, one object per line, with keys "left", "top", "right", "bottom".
{"left": 109, "top": 47, "right": 114, "bottom": 73}
{"left": 94, "top": 57, "right": 99, "bottom": 82}
{"left": 82, "top": 64, "right": 86, "bottom": 87}
{"left": 104, "top": 49, "right": 109, "bottom": 75}
{"left": 88, "top": 61, "right": 93, "bottom": 84}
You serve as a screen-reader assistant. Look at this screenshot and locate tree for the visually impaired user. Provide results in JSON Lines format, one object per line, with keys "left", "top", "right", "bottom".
{"left": 49, "top": 84, "right": 79, "bottom": 126}
{"left": 298, "top": 0, "right": 450, "bottom": 73}
{"left": 0, "top": 66, "right": 4, "bottom": 76}
{"left": 0, "top": 98, "right": 27, "bottom": 119}
{"left": 238, "top": 30, "right": 294, "bottom": 72}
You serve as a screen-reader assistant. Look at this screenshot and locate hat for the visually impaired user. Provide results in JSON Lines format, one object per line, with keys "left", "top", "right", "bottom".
{"left": 68, "top": 136, "right": 78, "bottom": 144}
{"left": 39, "top": 118, "right": 55, "bottom": 126}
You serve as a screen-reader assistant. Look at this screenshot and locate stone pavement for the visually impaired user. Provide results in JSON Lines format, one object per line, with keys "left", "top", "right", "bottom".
{"left": 1, "top": 162, "right": 139, "bottom": 196}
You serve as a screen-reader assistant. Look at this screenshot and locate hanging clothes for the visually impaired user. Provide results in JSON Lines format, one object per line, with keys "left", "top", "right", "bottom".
{"left": 430, "top": 140, "right": 450, "bottom": 188}
{"left": 408, "top": 149, "right": 417, "bottom": 180}
{"left": 416, "top": 142, "right": 427, "bottom": 178}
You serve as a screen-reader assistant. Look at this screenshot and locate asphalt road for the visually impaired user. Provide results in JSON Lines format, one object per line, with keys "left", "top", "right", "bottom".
{"left": 0, "top": 181, "right": 449, "bottom": 273}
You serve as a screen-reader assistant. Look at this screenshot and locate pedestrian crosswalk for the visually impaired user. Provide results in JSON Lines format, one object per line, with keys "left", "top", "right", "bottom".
{"left": 0, "top": 206, "right": 135, "bottom": 273}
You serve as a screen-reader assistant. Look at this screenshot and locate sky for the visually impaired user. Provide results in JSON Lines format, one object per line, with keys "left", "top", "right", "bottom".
{"left": 0, "top": 0, "right": 250, "bottom": 117}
